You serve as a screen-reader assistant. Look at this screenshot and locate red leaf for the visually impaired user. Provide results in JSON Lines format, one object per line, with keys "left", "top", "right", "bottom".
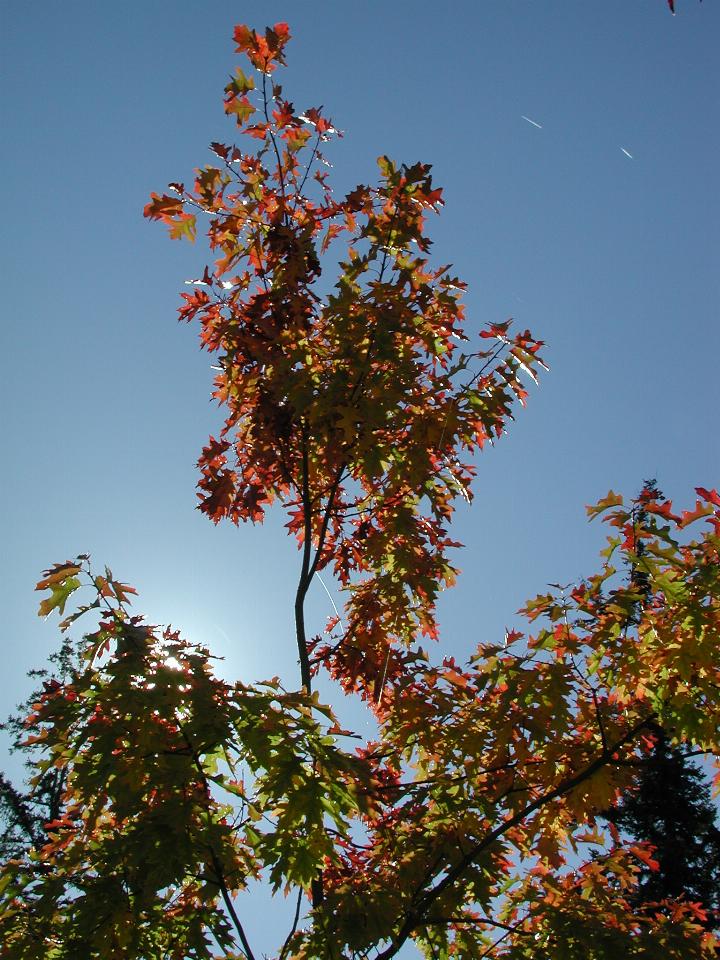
{"left": 629, "top": 844, "right": 660, "bottom": 871}
{"left": 245, "top": 123, "right": 270, "bottom": 140}
{"left": 679, "top": 501, "right": 714, "bottom": 528}
{"left": 321, "top": 223, "right": 343, "bottom": 253}
{"left": 271, "top": 22, "right": 290, "bottom": 42}
{"left": 304, "top": 107, "right": 333, "bottom": 134}
{"left": 143, "top": 192, "right": 183, "bottom": 220}
{"left": 44, "top": 817, "right": 75, "bottom": 832}
{"left": 233, "top": 22, "right": 291, "bottom": 73}
{"left": 696, "top": 486, "right": 720, "bottom": 507}
{"left": 480, "top": 320, "right": 512, "bottom": 340}
{"left": 272, "top": 100, "right": 296, "bottom": 129}
{"left": 233, "top": 24, "right": 255, "bottom": 53}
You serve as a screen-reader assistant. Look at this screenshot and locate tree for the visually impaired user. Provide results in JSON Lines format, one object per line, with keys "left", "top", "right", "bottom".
{"left": 1, "top": 21, "right": 719, "bottom": 960}
{"left": 0, "top": 640, "right": 77, "bottom": 863}
{"left": 601, "top": 480, "right": 720, "bottom": 928}
{"left": 606, "top": 724, "right": 720, "bottom": 929}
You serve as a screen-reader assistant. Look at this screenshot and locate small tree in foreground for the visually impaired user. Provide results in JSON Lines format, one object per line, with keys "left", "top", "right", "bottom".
{"left": 1, "top": 21, "right": 720, "bottom": 960}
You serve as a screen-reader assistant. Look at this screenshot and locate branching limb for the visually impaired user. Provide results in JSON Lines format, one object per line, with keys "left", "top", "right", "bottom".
{"left": 375, "top": 714, "right": 657, "bottom": 960}
{"left": 175, "top": 721, "right": 257, "bottom": 960}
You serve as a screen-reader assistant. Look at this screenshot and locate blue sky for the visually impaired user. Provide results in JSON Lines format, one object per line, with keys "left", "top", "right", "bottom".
{"left": 1, "top": 2, "right": 718, "bottom": 954}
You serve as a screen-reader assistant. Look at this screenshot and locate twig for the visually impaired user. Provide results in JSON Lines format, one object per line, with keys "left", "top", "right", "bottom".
{"left": 279, "top": 887, "right": 304, "bottom": 960}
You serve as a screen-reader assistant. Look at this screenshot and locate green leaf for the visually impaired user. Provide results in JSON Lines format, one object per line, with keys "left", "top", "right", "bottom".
{"left": 377, "top": 154, "right": 397, "bottom": 178}
{"left": 228, "top": 66, "right": 255, "bottom": 95}
{"left": 37, "top": 575, "right": 81, "bottom": 618}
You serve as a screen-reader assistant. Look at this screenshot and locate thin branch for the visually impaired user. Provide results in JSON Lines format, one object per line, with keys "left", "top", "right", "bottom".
{"left": 315, "top": 571, "right": 345, "bottom": 631}
{"left": 305, "top": 464, "right": 346, "bottom": 588}
{"left": 590, "top": 683, "right": 608, "bottom": 753}
{"left": 279, "top": 886, "right": 304, "bottom": 960}
{"left": 208, "top": 845, "right": 257, "bottom": 960}
{"left": 262, "top": 72, "right": 287, "bottom": 208}
{"left": 423, "top": 915, "right": 531, "bottom": 936}
{"left": 294, "top": 129, "right": 323, "bottom": 208}
{"left": 478, "top": 926, "right": 515, "bottom": 959}
{"left": 377, "top": 200, "right": 401, "bottom": 284}
{"left": 367, "top": 756, "right": 546, "bottom": 796}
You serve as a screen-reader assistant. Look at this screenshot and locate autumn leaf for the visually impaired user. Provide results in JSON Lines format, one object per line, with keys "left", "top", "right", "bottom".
{"left": 37, "top": 574, "right": 81, "bottom": 618}
{"left": 696, "top": 486, "right": 720, "bottom": 507}
{"left": 586, "top": 490, "right": 624, "bottom": 519}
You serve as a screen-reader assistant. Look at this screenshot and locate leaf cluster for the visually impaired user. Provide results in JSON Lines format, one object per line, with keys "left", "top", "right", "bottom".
{"left": 144, "top": 21, "right": 545, "bottom": 699}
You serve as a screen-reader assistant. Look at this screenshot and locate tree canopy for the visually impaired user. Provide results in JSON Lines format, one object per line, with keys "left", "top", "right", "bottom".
{"left": 1, "top": 17, "right": 719, "bottom": 960}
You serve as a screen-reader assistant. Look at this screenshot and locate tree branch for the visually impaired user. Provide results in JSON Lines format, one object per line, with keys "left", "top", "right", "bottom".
{"left": 294, "top": 421, "right": 314, "bottom": 692}
{"left": 375, "top": 714, "right": 657, "bottom": 960}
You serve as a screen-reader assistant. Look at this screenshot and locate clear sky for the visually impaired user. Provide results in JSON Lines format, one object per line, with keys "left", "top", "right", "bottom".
{"left": 1, "top": 2, "right": 718, "bottom": 954}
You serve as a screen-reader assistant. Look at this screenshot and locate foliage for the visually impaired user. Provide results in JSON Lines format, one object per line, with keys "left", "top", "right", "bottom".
{"left": 1, "top": 19, "right": 719, "bottom": 960}
{"left": 144, "top": 23, "right": 545, "bottom": 702}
